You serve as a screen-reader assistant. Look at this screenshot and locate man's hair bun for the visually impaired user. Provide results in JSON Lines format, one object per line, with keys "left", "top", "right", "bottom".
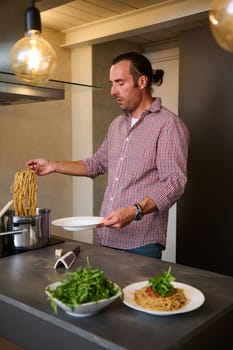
{"left": 153, "top": 69, "right": 164, "bottom": 86}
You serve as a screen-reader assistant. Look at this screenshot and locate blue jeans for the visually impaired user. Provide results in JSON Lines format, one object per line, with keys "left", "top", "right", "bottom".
{"left": 124, "top": 243, "right": 163, "bottom": 259}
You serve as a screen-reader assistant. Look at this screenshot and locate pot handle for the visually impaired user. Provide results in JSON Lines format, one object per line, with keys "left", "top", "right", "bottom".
{"left": 13, "top": 219, "right": 36, "bottom": 226}
{"left": 0, "top": 229, "right": 27, "bottom": 237}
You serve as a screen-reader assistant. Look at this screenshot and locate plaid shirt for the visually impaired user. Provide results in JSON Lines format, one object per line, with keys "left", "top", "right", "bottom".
{"left": 84, "top": 98, "right": 189, "bottom": 249}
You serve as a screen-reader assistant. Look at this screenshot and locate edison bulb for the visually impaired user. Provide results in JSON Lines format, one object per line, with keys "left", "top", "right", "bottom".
{"left": 209, "top": 0, "right": 233, "bottom": 52}
{"left": 11, "top": 30, "right": 56, "bottom": 84}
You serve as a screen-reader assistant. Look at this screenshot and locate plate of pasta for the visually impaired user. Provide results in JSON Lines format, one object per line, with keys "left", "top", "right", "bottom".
{"left": 122, "top": 281, "right": 205, "bottom": 316}
{"left": 52, "top": 216, "right": 104, "bottom": 231}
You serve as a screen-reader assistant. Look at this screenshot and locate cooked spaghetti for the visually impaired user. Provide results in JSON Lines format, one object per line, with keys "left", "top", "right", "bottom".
{"left": 135, "top": 285, "right": 188, "bottom": 312}
{"left": 10, "top": 168, "right": 38, "bottom": 216}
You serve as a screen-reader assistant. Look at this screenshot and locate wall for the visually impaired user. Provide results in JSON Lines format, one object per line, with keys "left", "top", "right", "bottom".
{"left": 177, "top": 25, "right": 233, "bottom": 276}
{"left": 70, "top": 45, "right": 94, "bottom": 243}
{"left": 0, "top": 27, "right": 73, "bottom": 239}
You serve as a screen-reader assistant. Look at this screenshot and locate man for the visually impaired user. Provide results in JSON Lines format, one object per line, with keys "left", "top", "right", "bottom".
{"left": 27, "top": 52, "right": 189, "bottom": 259}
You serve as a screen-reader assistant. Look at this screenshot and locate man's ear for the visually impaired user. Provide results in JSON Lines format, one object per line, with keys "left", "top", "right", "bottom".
{"left": 138, "top": 75, "right": 148, "bottom": 89}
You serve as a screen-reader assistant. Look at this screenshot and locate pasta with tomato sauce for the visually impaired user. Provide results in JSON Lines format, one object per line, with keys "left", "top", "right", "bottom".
{"left": 135, "top": 285, "right": 188, "bottom": 311}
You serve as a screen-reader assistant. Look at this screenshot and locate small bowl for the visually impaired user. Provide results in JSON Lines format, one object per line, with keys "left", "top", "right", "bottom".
{"left": 45, "top": 281, "right": 121, "bottom": 317}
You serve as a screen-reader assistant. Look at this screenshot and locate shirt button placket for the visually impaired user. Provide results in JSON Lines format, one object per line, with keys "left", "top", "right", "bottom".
{"left": 109, "top": 135, "right": 129, "bottom": 206}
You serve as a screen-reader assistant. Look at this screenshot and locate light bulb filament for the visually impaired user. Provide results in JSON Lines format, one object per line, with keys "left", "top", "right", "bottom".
{"left": 28, "top": 46, "right": 40, "bottom": 72}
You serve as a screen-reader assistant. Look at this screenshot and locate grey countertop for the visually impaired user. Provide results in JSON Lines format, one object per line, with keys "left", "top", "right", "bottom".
{"left": 0, "top": 237, "right": 232, "bottom": 350}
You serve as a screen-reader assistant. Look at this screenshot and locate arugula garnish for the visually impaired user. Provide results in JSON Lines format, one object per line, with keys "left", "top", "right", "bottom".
{"left": 46, "top": 258, "right": 120, "bottom": 313}
{"left": 149, "top": 267, "right": 175, "bottom": 297}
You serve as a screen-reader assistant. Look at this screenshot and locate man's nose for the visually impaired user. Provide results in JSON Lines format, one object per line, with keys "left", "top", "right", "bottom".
{"left": 111, "top": 85, "right": 118, "bottom": 96}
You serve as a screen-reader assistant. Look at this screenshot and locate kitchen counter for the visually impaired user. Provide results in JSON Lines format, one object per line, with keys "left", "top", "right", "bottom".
{"left": 0, "top": 237, "right": 232, "bottom": 350}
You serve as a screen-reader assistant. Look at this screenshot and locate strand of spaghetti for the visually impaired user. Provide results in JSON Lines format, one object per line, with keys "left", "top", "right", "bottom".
{"left": 135, "top": 287, "right": 188, "bottom": 311}
{"left": 10, "top": 169, "right": 37, "bottom": 216}
{"left": 28, "top": 170, "right": 37, "bottom": 215}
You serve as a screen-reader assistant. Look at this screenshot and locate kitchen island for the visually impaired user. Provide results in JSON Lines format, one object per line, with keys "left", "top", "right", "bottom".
{"left": 0, "top": 238, "right": 232, "bottom": 350}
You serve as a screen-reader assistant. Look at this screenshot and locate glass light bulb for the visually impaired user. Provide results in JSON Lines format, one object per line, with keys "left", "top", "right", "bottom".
{"left": 10, "top": 30, "right": 56, "bottom": 84}
{"left": 209, "top": 0, "right": 233, "bottom": 52}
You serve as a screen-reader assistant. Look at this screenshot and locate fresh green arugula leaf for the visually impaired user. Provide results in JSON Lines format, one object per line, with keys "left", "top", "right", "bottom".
{"left": 46, "top": 258, "right": 121, "bottom": 313}
{"left": 149, "top": 267, "right": 175, "bottom": 297}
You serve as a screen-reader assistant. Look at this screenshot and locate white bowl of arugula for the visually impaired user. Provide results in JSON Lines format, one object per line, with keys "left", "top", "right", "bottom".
{"left": 45, "top": 261, "right": 122, "bottom": 317}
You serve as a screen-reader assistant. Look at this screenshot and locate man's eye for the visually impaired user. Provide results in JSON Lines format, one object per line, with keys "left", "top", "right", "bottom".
{"left": 118, "top": 82, "right": 124, "bottom": 86}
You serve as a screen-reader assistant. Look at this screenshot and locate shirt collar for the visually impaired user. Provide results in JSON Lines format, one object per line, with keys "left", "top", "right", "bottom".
{"left": 146, "top": 97, "right": 162, "bottom": 114}
{"left": 123, "top": 97, "right": 162, "bottom": 119}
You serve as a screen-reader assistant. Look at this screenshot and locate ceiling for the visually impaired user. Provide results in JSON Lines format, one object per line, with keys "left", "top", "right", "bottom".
{"left": 39, "top": 0, "right": 184, "bottom": 30}
{"left": 36, "top": 0, "right": 209, "bottom": 47}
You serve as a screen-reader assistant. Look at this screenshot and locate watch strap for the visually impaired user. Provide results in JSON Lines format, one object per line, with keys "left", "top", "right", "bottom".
{"left": 134, "top": 203, "right": 144, "bottom": 221}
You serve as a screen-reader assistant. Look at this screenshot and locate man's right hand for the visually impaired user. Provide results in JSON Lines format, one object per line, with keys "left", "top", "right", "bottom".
{"left": 26, "top": 158, "right": 56, "bottom": 176}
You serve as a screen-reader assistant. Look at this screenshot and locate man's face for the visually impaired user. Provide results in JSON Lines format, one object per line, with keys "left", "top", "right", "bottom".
{"left": 109, "top": 60, "right": 143, "bottom": 113}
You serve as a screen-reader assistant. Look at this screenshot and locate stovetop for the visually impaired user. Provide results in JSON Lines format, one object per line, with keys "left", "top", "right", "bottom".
{"left": 0, "top": 236, "right": 65, "bottom": 258}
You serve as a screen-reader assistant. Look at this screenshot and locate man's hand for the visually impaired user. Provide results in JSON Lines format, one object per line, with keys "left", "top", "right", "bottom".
{"left": 26, "top": 158, "right": 56, "bottom": 175}
{"left": 99, "top": 206, "right": 136, "bottom": 228}
{"left": 98, "top": 197, "right": 157, "bottom": 229}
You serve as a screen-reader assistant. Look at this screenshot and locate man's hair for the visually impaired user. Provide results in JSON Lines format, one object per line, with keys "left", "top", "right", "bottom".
{"left": 112, "top": 52, "right": 164, "bottom": 92}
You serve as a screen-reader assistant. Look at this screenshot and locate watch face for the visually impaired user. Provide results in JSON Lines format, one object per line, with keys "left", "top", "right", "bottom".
{"left": 136, "top": 212, "right": 143, "bottom": 221}
{"left": 135, "top": 203, "right": 144, "bottom": 221}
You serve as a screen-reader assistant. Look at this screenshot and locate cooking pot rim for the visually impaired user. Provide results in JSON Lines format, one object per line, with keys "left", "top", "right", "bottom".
{"left": 4, "top": 207, "right": 51, "bottom": 218}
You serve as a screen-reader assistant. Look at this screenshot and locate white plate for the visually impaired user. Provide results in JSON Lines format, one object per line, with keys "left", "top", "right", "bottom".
{"left": 123, "top": 281, "right": 205, "bottom": 316}
{"left": 45, "top": 281, "right": 121, "bottom": 317}
{"left": 51, "top": 216, "right": 104, "bottom": 231}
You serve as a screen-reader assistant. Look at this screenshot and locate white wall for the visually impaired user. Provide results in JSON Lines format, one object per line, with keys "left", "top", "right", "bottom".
{"left": 145, "top": 47, "right": 179, "bottom": 263}
{"left": 71, "top": 45, "right": 94, "bottom": 243}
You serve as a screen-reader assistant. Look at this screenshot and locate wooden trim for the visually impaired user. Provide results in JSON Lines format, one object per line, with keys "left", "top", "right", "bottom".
{"left": 0, "top": 337, "right": 24, "bottom": 350}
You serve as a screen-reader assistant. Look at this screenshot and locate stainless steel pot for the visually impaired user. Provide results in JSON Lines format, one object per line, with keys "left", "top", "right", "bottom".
{"left": 1, "top": 208, "right": 51, "bottom": 250}
{"left": 0, "top": 227, "right": 27, "bottom": 256}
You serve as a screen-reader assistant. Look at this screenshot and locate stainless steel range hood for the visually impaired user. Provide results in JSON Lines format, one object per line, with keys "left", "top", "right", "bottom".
{"left": 0, "top": 73, "right": 64, "bottom": 105}
{"left": 0, "top": 0, "right": 64, "bottom": 106}
{"left": 0, "top": 81, "right": 64, "bottom": 106}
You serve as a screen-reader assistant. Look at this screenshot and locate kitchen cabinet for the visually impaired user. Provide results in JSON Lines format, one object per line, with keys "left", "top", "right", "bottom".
{"left": 0, "top": 237, "right": 232, "bottom": 350}
{"left": 177, "top": 25, "right": 233, "bottom": 276}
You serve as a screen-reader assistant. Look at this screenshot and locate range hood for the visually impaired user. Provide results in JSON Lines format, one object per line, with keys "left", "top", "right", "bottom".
{"left": 0, "top": 72, "right": 64, "bottom": 105}
{"left": 0, "top": 0, "right": 64, "bottom": 106}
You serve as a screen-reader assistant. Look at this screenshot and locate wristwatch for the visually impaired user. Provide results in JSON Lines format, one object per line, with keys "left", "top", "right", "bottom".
{"left": 134, "top": 203, "right": 144, "bottom": 221}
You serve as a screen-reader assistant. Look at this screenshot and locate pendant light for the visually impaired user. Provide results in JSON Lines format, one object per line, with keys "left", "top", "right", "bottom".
{"left": 209, "top": 0, "right": 233, "bottom": 52}
{"left": 10, "top": 0, "right": 56, "bottom": 84}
